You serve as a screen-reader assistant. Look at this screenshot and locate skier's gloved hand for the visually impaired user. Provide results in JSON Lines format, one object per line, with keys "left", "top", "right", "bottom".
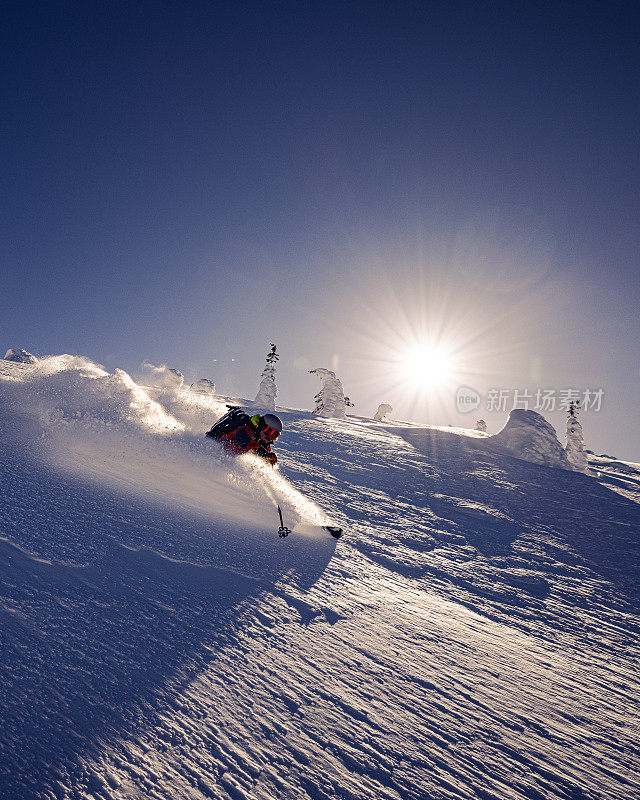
{"left": 265, "top": 452, "right": 277, "bottom": 466}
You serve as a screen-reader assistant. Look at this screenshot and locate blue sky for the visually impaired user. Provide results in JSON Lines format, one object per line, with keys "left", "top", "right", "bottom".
{"left": 2, "top": 2, "right": 639, "bottom": 458}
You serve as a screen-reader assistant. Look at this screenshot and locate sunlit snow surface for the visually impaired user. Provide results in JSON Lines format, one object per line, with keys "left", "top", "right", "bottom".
{"left": 1, "top": 356, "right": 639, "bottom": 800}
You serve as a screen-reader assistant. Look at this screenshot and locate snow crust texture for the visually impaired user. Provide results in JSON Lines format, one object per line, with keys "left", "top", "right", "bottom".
{"left": 1, "top": 356, "right": 639, "bottom": 800}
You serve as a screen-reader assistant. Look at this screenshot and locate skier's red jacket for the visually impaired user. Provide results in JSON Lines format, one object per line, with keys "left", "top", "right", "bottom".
{"left": 218, "top": 421, "right": 276, "bottom": 463}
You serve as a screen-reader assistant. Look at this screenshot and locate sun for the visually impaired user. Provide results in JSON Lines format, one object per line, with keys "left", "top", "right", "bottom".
{"left": 402, "top": 344, "right": 453, "bottom": 389}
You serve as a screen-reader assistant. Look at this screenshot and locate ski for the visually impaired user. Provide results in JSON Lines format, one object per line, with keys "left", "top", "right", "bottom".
{"left": 281, "top": 522, "right": 345, "bottom": 540}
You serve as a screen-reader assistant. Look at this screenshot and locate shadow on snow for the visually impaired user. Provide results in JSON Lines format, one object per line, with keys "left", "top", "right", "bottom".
{"left": 0, "top": 444, "right": 335, "bottom": 800}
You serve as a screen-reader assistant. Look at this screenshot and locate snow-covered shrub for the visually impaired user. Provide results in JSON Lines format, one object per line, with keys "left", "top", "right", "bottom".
{"left": 4, "top": 348, "right": 37, "bottom": 364}
{"left": 374, "top": 403, "right": 393, "bottom": 422}
{"left": 565, "top": 415, "right": 589, "bottom": 473}
{"left": 190, "top": 378, "right": 216, "bottom": 395}
{"left": 310, "top": 368, "right": 349, "bottom": 418}
{"left": 484, "top": 409, "right": 572, "bottom": 469}
{"left": 253, "top": 344, "right": 278, "bottom": 411}
{"left": 476, "top": 419, "right": 487, "bottom": 432}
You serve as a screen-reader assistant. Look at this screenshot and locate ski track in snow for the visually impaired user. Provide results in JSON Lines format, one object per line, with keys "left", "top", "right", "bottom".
{"left": 1, "top": 357, "right": 639, "bottom": 800}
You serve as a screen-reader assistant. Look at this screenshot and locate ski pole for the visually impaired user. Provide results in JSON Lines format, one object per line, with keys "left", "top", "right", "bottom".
{"left": 277, "top": 505, "right": 291, "bottom": 538}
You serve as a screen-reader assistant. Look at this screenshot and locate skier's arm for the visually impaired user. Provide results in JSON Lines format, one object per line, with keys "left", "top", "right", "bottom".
{"left": 233, "top": 427, "right": 253, "bottom": 450}
{"left": 255, "top": 442, "right": 277, "bottom": 465}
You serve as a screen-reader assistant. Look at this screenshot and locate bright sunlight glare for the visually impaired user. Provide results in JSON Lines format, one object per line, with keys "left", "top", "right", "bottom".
{"left": 403, "top": 344, "right": 453, "bottom": 389}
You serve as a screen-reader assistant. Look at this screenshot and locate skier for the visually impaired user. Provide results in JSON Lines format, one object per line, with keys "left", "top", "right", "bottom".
{"left": 207, "top": 406, "right": 343, "bottom": 539}
{"left": 206, "top": 408, "right": 282, "bottom": 466}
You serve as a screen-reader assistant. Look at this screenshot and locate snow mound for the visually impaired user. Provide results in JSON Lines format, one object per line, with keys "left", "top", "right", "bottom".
{"left": 4, "top": 348, "right": 37, "bottom": 363}
{"left": 483, "top": 409, "right": 572, "bottom": 469}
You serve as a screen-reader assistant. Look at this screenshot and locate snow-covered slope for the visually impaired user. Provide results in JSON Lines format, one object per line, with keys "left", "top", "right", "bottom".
{"left": 1, "top": 356, "right": 639, "bottom": 800}
{"left": 589, "top": 452, "right": 640, "bottom": 504}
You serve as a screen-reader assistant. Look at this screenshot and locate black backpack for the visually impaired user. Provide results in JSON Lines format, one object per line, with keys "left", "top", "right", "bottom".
{"left": 206, "top": 406, "right": 252, "bottom": 440}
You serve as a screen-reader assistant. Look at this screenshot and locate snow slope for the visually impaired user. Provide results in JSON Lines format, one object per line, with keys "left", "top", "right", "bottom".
{"left": 588, "top": 452, "right": 640, "bottom": 504}
{"left": 1, "top": 356, "right": 639, "bottom": 800}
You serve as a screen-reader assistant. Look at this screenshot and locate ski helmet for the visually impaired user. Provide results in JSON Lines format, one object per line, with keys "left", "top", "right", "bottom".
{"left": 260, "top": 413, "right": 283, "bottom": 440}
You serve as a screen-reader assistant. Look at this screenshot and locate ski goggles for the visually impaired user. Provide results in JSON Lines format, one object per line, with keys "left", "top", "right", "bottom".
{"left": 262, "top": 425, "right": 280, "bottom": 441}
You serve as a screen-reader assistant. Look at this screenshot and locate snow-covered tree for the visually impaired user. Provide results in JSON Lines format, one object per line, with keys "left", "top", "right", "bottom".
{"left": 4, "top": 348, "right": 37, "bottom": 364}
{"left": 374, "top": 403, "right": 393, "bottom": 422}
{"left": 488, "top": 409, "right": 572, "bottom": 469}
{"left": 165, "top": 368, "right": 184, "bottom": 389}
{"left": 313, "top": 387, "right": 324, "bottom": 414}
{"left": 568, "top": 400, "right": 580, "bottom": 418}
{"left": 253, "top": 343, "right": 278, "bottom": 411}
{"left": 190, "top": 378, "right": 216, "bottom": 395}
{"left": 141, "top": 362, "right": 184, "bottom": 390}
{"left": 565, "top": 403, "right": 589, "bottom": 473}
{"left": 476, "top": 419, "right": 487, "bottom": 432}
{"left": 310, "top": 368, "right": 349, "bottom": 418}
